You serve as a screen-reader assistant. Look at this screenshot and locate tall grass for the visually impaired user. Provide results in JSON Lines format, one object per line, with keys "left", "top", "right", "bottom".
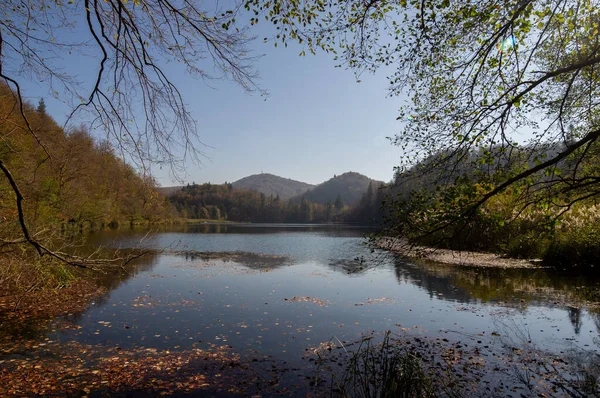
{"left": 333, "top": 332, "right": 434, "bottom": 398}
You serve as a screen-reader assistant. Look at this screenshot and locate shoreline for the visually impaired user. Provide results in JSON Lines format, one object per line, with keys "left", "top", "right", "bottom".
{"left": 376, "top": 237, "right": 544, "bottom": 269}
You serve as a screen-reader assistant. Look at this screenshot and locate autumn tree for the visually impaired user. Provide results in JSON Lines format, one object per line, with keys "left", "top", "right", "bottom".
{"left": 1, "top": 84, "right": 173, "bottom": 227}
{"left": 247, "top": 0, "right": 600, "bottom": 247}
{"left": 1, "top": 0, "right": 262, "bottom": 265}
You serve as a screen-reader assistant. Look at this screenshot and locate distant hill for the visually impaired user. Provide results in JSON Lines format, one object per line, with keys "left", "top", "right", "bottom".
{"left": 159, "top": 172, "right": 383, "bottom": 204}
{"left": 232, "top": 173, "right": 314, "bottom": 200}
{"left": 293, "top": 172, "right": 383, "bottom": 206}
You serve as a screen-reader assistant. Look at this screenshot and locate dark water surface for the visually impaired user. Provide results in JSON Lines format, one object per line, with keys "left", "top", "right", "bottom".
{"left": 64, "top": 224, "right": 600, "bottom": 355}
{"left": 35, "top": 223, "right": 600, "bottom": 394}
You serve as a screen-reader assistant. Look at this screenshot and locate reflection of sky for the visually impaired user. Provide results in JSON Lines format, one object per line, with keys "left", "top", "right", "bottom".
{"left": 92, "top": 224, "right": 374, "bottom": 264}
{"left": 61, "top": 227, "right": 600, "bottom": 367}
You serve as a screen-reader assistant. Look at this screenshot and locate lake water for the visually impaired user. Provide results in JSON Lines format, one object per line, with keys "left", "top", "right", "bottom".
{"left": 9, "top": 224, "right": 600, "bottom": 395}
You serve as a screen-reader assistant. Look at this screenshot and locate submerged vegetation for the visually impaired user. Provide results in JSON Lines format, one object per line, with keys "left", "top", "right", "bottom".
{"left": 331, "top": 332, "right": 435, "bottom": 398}
{"left": 315, "top": 330, "right": 600, "bottom": 398}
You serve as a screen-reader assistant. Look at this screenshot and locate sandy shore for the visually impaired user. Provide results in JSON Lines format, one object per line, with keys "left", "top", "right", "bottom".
{"left": 377, "top": 237, "right": 544, "bottom": 269}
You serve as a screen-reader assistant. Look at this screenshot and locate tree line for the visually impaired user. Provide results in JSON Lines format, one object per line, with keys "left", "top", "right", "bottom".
{"left": 169, "top": 181, "right": 386, "bottom": 224}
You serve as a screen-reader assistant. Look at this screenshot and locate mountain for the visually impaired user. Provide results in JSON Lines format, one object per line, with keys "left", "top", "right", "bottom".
{"left": 231, "top": 173, "right": 314, "bottom": 200}
{"left": 292, "top": 172, "right": 383, "bottom": 206}
{"left": 159, "top": 172, "right": 383, "bottom": 204}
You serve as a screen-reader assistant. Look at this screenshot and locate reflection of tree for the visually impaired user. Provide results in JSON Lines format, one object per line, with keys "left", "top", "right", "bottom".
{"left": 181, "top": 251, "right": 291, "bottom": 270}
{"left": 391, "top": 257, "right": 600, "bottom": 312}
{"left": 392, "top": 259, "right": 474, "bottom": 303}
{"left": 327, "top": 258, "right": 371, "bottom": 275}
{"left": 87, "top": 250, "right": 160, "bottom": 290}
{"left": 185, "top": 223, "right": 371, "bottom": 237}
{"left": 0, "top": 250, "right": 160, "bottom": 346}
{"left": 567, "top": 306, "right": 583, "bottom": 335}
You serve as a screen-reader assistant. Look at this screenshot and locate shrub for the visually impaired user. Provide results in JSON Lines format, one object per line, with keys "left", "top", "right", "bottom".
{"left": 544, "top": 223, "right": 600, "bottom": 268}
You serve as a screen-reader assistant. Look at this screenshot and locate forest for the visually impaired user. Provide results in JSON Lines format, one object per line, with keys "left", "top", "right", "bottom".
{"left": 169, "top": 180, "right": 386, "bottom": 224}
{"left": 0, "top": 83, "right": 174, "bottom": 240}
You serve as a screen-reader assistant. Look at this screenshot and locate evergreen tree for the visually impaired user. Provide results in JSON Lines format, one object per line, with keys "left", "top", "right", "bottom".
{"left": 36, "top": 98, "right": 46, "bottom": 114}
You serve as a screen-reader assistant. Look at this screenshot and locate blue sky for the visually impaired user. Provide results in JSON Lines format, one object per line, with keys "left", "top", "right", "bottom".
{"left": 17, "top": 11, "right": 405, "bottom": 186}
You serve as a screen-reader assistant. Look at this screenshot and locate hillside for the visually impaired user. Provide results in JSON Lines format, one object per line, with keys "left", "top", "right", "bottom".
{"left": 232, "top": 173, "right": 314, "bottom": 200}
{"left": 0, "top": 83, "right": 172, "bottom": 232}
{"left": 293, "top": 172, "right": 383, "bottom": 206}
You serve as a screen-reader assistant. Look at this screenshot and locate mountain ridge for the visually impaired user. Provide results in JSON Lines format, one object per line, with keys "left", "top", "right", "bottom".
{"left": 291, "top": 172, "right": 384, "bottom": 206}
{"left": 231, "top": 173, "right": 314, "bottom": 200}
{"left": 159, "top": 171, "right": 384, "bottom": 204}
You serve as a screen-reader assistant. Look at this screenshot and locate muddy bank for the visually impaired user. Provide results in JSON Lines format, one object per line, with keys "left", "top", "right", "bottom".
{"left": 377, "top": 237, "right": 543, "bottom": 269}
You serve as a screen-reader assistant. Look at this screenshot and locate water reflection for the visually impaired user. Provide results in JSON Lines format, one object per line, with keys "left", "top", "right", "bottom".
{"left": 179, "top": 251, "right": 292, "bottom": 270}
{"left": 87, "top": 250, "right": 160, "bottom": 290}
{"left": 8, "top": 225, "right": 600, "bottom": 366}
{"left": 0, "top": 250, "right": 160, "bottom": 346}
{"left": 88, "top": 223, "right": 373, "bottom": 243}
{"left": 85, "top": 227, "right": 600, "bottom": 346}
{"left": 393, "top": 259, "right": 473, "bottom": 303}
{"left": 392, "top": 257, "right": 600, "bottom": 309}
{"left": 568, "top": 306, "right": 583, "bottom": 335}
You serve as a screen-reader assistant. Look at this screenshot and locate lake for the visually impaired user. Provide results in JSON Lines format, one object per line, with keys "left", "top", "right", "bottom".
{"left": 4, "top": 223, "right": 600, "bottom": 396}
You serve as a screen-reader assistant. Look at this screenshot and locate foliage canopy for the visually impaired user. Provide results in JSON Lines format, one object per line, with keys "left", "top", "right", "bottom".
{"left": 246, "top": 0, "right": 600, "bottom": 246}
